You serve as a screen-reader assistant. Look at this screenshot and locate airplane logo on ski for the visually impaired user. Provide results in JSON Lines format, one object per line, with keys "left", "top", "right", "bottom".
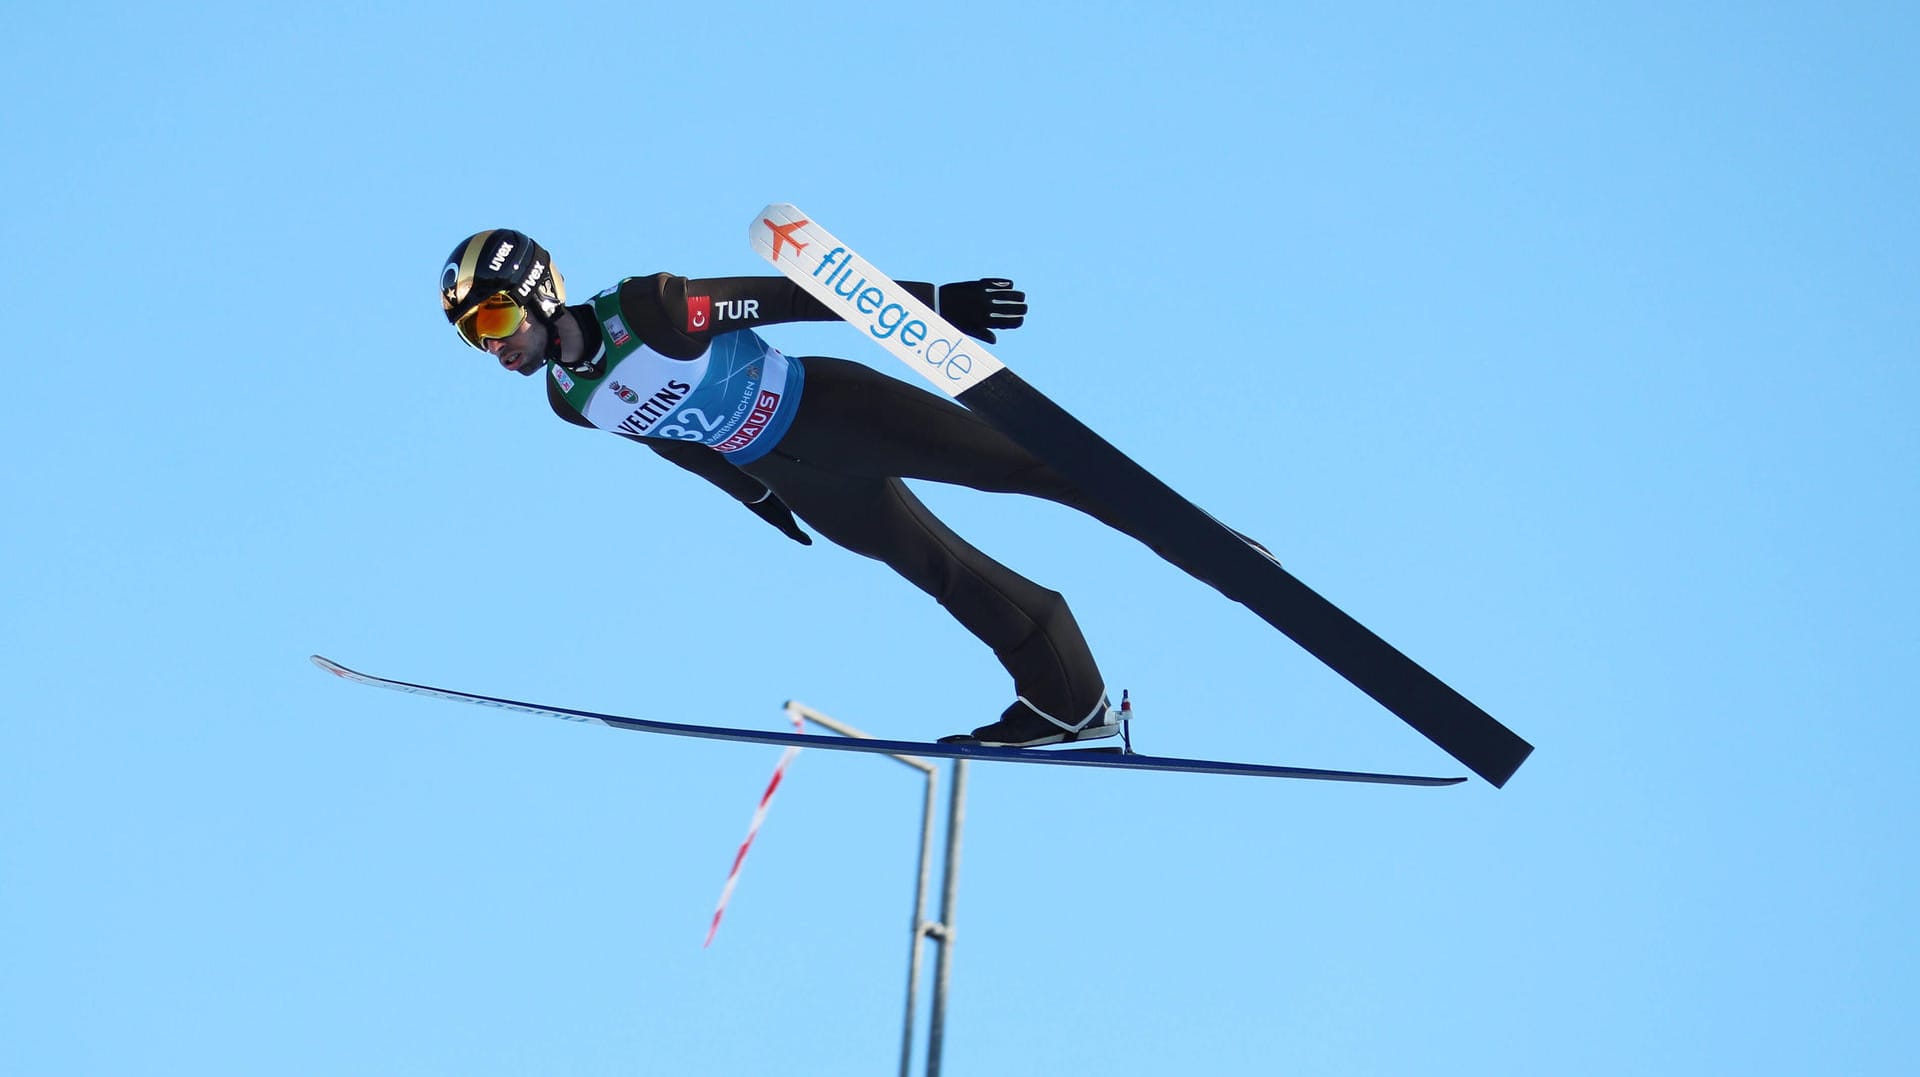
{"left": 762, "top": 217, "right": 809, "bottom": 261}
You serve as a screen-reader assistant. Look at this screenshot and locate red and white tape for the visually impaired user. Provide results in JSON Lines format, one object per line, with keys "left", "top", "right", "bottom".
{"left": 704, "top": 714, "right": 806, "bottom": 948}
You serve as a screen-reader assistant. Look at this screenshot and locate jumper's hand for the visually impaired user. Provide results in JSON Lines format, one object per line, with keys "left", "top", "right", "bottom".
{"left": 937, "top": 279, "right": 1026, "bottom": 344}
{"left": 746, "top": 492, "right": 813, "bottom": 545}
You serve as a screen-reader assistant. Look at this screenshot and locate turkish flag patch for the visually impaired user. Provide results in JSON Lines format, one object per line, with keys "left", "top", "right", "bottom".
{"left": 686, "top": 295, "right": 712, "bottom": 333}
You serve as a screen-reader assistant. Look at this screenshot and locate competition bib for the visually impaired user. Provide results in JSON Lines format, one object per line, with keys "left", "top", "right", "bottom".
{"left": 551, "top": 284, "right": 804, "bottom": 462}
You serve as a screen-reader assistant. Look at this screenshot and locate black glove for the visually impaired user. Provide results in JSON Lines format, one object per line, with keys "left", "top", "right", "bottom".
{"left": 746, "top": 492, "right": 812, "bottom": 545}
{"left": 936, "top": 278, "right": 1026, "bottom": 344}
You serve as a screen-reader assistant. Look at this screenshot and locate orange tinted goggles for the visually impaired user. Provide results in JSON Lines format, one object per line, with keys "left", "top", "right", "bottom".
{"left": 455, "top": 292, "right": 527, "bottom": 348}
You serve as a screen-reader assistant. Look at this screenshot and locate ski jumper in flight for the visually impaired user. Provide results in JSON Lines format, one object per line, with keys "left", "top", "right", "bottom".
{"left": 440, "top": 229, "right": 1239, "bottom": 747}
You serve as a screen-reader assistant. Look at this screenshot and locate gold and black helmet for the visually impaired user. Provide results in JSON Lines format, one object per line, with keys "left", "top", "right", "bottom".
{"left": 440, "top": 229, "right": 567, "bottom": 350}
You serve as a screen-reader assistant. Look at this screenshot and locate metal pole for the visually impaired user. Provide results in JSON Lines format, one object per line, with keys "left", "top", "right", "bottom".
{"left": 899, "top": 767, "right": 937, "bottom": 1077}
{"left": 925, "top": 758, "right": 968, "bottom": 1077}
{"left": 782, "top": 703, "right": 946, "bottom": 1077}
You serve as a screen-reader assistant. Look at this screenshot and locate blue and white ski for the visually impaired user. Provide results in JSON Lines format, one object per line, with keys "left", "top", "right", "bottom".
{"left": 312, "top": 656, "right": 1463, "bottom": 787}
{"left": 749, "top": 204, "right": 1533, "bottom": 787}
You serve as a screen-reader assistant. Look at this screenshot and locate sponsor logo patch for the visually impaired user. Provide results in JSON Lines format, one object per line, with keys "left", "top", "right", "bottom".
{"left": 603, "top": 314, "right": 631, "bottom": 347}
{"left": 714, "top": 389, "right": 782, "bottom": 454}
{"left": 551, "top": 366, "right": 574, "bottom": 392}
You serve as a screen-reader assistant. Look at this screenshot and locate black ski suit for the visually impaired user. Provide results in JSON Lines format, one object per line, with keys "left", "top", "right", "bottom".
{"left": 548, "top": 272, "right": 1150, "bottom": 724}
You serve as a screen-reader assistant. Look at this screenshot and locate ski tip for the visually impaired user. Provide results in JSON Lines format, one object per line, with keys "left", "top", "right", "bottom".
{"left": 310, "top": 655, "right": 350, "bottom": 678}
{"left": 748, "top": 202, "right": 804, "bottom": 240}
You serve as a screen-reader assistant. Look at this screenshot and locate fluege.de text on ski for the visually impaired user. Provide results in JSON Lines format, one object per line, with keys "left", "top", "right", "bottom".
{"left": 812, "top": 246, "right": 980, "bottom": 384}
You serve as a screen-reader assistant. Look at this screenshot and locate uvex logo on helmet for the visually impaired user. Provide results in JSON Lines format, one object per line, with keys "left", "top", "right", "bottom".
{"left": 488, "top": 241, "right": 515, "bottom": 272}
{"left": 517, "top": 260, "right": 546, "bottom": 299}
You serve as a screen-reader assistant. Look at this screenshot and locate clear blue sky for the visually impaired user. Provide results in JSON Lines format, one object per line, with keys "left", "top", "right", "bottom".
{"left": 5, "top": 2, "right": 1916, "bottom": 1074}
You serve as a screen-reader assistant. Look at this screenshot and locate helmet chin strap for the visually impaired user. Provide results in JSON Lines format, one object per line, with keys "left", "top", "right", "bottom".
{"left": 550, "top": 305, "right": 607, "bottom": 379}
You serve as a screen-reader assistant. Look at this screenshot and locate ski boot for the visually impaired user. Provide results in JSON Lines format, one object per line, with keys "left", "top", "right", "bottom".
{"left": 939, "top": 695, "right": 1122, "bottom": 748}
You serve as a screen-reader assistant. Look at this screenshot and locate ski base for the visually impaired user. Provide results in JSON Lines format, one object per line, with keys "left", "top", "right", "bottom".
{"left": 312, "top": 656, "right": 1464, "bottom": 787}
